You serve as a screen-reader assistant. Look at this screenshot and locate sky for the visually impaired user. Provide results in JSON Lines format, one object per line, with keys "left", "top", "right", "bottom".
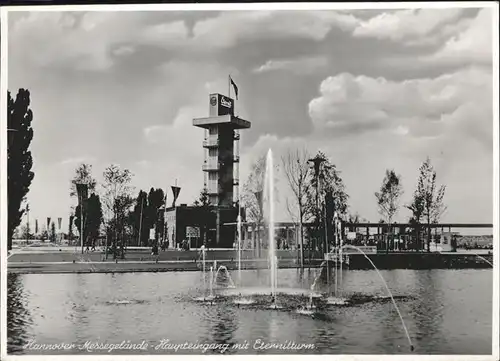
{"left": 6, "top": 5, "right": 496, "bottom": 233}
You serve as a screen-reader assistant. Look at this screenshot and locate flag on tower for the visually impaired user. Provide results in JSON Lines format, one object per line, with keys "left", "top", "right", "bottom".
{"left": 230, "top": 76, "right": 238, "bottom": 100}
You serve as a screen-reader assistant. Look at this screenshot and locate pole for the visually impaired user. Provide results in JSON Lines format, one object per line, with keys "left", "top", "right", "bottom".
{"left": 339, "top": 215, "right": 344, "bottom": 297}
{"left": 335, "top": 215, "right": 338, "bottom": 297}
{"left": 26, "top": 205, "right": 30, "bottom": 244}
{"left": 324, "top": 203, "right": 330, "bottom": 295}
{"left": 80, "top": 193, "right": 84, "bottom": 254}
{"left": 228, "top": 75, "right": 231, "bottom": 98}
{"left": 105, "top": 223, "right": 108, "bottom": 260}
{"left": 138, "top": 198, "right": 144, "bottom": 246}
{"left": 163, "top": 192, "right": 168, "bottom": 247}
{"left": 203, "top": 248, "right": 206, "bottom": 296}
{"left": 324, "top": 202, "right": 328, "bottom": 257}
{"left": 299, "top": 222, "right": 304, "bottom": 268}
{"left": 238, "top": 207, "right": 242, "bottom": 284}
{"left": 316, "top": 175, "right": 319, "bottom": 254}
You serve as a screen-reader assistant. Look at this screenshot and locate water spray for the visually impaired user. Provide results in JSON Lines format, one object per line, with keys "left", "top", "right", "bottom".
{"left": 202, "top": 247, "right": 206, "bottom": 297}
{"left": 209, "top": 266, "right": 214, "bottom": 298}
{"left": 266, "top": 149, "right": 277, "bottom": 306}
{"left": 342, "top": 244, "right": 414, "bottom": 352}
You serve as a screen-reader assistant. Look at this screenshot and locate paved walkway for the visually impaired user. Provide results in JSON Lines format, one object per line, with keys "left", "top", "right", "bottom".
{"left": 7, "top": 258, "right": 311, "bottom": 274}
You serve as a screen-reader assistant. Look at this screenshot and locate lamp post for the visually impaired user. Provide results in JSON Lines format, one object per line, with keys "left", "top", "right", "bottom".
{"left": 163, "top": 191, "right": 168, "bottom": 248}
{"left": 75, "top": 182, "right": 88, "bottom": 254}
{"left": 254, "top": 190, "right": 263, "bottom": 258}
{"left": 138, "top": 196, "right": 144, "bottom": 247}
{"left": 308, "top": 154, "right": 327, "bottom": 258}
{"left": 25, "top": 204, "right": 30, "bottom": 244}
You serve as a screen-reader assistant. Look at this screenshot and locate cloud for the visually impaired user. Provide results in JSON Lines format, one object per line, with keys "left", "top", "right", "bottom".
{"left": 190, "top": 11, "right": 358, "bottom": 48}
{"left": 137, "top": 20, "right": 189, "bottom": 48}
{"left": 9, "top": 11, "right": 149, "bottom": 71}
{"left": 308, "top": 66, "right": 492, "bottom": 141}
{"left": 352, "top": 8, "right": 465, "bottom": 44}
{"left": 143, "top": 105, "right": 204, "bottom": 156}
{"left": 423, "top": 8, "right": 493, "bottom": 64}
{"left": 9, "top": 10, "right": 359, "bottom": 73}
{"left": 112, "top": 45, "right": 135, "bottom": 57}
{"left": 129, "top": 105, "right": 209, "bottom": 205}
{"left": 59, "top": 156, "right": 95, "bottom": 166}
{"left": 135, "top": 160, "right": 152, "bottom": 168}
{"left": 253, "top": 56, "right": 328, "bottom": 74}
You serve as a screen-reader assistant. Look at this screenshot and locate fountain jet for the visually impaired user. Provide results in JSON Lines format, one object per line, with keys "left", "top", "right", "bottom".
{"left": 264, "top": 149, "right": 278, "bottom": 305}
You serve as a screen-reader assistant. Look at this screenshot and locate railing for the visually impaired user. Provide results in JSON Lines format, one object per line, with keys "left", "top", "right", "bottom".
{"left": 203, "top": 137, "right": 219, "bottom": 148}
{"left": 207, "top": 187, "right": 222, "bottom": 195}
{"left": 202, "top": 162, "right": 220, "bottom": 171}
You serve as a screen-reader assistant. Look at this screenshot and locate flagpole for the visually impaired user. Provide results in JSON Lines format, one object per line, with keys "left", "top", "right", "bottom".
{"left": 228, "top": 75, "right": 231, "bottom": 98}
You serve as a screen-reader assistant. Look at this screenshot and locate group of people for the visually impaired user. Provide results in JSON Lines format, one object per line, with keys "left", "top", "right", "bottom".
{"left": 151, "top": 240, "right": 170, "bottom": 255}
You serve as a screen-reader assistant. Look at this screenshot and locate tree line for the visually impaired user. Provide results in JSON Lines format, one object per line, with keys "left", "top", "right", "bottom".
{"left": 242, "top": 149, "right": 350, "bottom": 254}
{"left": 241, "top": 148, "right": 447, "bottom": 253}
{"left": 70, "top": 163, "right": 172, "bottom": 258}
{"left": 375, "top": 157, "right": 447, "bottom": 251}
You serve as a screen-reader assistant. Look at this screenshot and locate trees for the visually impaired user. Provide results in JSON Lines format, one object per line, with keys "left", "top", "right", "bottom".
{"left": 70, "top": 194, "right": 103, "bottom": 246}
{"left": 242, "top": 154, "right": 279, "bottom": 254}
{"left": 12, "top": 227, "right": 21, "bottom": 240}
{"left": 242, "top": 155, "right": 266, "bottom": 254}
{"left": 406, "top": 181, "right": 425, "bottom": 250}
{"left": 101, "top": 164, "right": 133, "bottom": 259}
{"left": 18, "top": 224, "right": 34, "bottom": 241}
{"left": 70, "top": 163, "right": 99, "bottom": 249}
{"left": 242, "top": 155, "right": 266, "bottom": 227}
{"left": 74, "top": 201, "right": 87, "bottom": 246}
{"left": 87, "top": 194, "right": 103, "bottom": 247}
{"left": 70, "top": 163, "right": 97, "bottom": 198}
{"left": 7, "top": 89, "right": 35, "bottom": 250}
{"left": 193, "top": 187, "right": 211, "bottom": 207}
{"left": 305, "top": 152, "right": 349, "bottom": 219}
{"left": 40, "top": 229, "right": 49, "bottom": 242}
{"left": 347, "top": 212, "right": 363, "bottom": 232}
{"left": 74, "top": 194, "right": 103, "bottom": 248}
{"left": 147, "top": 188, "right": 166, "bottom": 251}
{"left": 68, "top": 215, "right": 75, "bottom": 244}
{"left": 129, "top": 190, "right": 149, "bottom": 246}
{"left": 114, "top": 194, "right": 135, "bottom": 255}
{"left": 408, "top": 157, "right": 447, "bottom": 251}
{"left": 193, "top": 187, "right": 212, "bottom": 247}
{"left": 50, "top": 222, "right": 57, "bottom": 243}
{"left": 304, "top": 151, "right": 349, "bottom": 253}
{"left": 281, "top": 147, "right": 311, "bottom": 263}
{"left": 375, "top": 169, "right": 403, "bottom": 251}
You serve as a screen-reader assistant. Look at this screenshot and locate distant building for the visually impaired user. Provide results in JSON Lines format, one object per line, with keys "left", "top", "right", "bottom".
{"left": 165, "top": 204, "right": 239, "bottom": 249}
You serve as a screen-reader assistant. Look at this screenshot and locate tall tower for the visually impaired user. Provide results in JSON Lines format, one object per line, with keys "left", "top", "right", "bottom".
{"left": 193, "top": 93, "right": 251, "bottom": 246}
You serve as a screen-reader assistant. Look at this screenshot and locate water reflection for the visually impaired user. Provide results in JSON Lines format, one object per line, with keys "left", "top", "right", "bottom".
{"left": 72, "top": 273, "right": 90, "bottom": 342}
{"left": 8, "top": 274, "right": 33, "bottom": 354}
{"left": 411, "top": 270, "right": 446, "bottom": 352}
{"left": 208, "top": 305, "right": 237, "bottom": 353}
{"left": 6, "top": 269, "right": 492, "bottom": 355}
